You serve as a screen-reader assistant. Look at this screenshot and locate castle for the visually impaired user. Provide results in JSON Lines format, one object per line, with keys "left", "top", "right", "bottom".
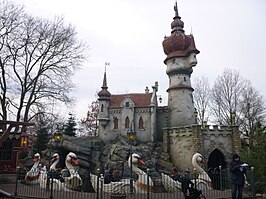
{"left": 97, "top": 3, "right": 241, "bottom": 171}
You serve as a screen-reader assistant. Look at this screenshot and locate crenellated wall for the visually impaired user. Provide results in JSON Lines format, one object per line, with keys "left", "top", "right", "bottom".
{"left": 163, "top": 124, "right": 241, "bottom": 170}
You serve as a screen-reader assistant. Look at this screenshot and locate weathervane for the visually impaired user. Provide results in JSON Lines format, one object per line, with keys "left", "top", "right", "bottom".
{"left": 105, "top": 62, "right": 110, "bottom": 72}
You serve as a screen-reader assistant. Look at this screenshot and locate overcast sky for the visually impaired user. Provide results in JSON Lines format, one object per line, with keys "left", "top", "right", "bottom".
{"left": 14, "top": 0, "right": 266, "bottom": 120}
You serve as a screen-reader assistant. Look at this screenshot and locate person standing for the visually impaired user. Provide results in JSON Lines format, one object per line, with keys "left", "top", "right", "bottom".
{"left": 230, "top": 153, "right": 248, "bottom": 199}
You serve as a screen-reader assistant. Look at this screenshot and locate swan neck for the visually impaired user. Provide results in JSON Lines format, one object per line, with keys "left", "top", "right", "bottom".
{"left": 50, "top": 159, "right": 59, "bottom": 171}
{"left": 32, "top": 160, "right": 40, "bottom": 169}
{"left": 192, "top": 158, "right": 204, "bottom": 173}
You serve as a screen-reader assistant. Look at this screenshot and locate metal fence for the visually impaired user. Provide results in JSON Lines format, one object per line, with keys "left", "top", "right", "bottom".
{"left": 0, "top": 168, "right": 256, "bottom": 199}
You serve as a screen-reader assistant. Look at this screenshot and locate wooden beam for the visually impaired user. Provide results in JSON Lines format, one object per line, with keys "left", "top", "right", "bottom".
{"left": 0, "top": 120, "right": 35, "bottom": 148}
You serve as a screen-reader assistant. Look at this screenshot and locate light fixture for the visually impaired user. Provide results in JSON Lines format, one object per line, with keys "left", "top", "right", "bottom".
{"left": 20, "top": 131, "right": 28, "bottom": 147}
{"left": 54, "top": 132, "right": 62, "bottom": 142}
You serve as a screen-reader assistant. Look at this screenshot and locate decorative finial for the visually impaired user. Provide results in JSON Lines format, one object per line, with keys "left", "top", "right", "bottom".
{"left": 105, "top": 62, "right": 110, "bottom": 73}
{"left": 174, "top": 1, "right": 179, "bottom": 17}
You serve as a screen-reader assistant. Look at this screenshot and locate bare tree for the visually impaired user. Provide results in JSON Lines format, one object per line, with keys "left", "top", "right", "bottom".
{"left": 0, "top": 1, "right": 87, "bottom": 122}
{"left": 78, "top": 101, "right": 99, "bottom": 137}
{"left": 211, "top": 69, "right": 246, "bottom": 125}
{"left": 238, "top": 83, "right": 265, "bottom": 136}
{"left": 193, "top": 76, "right": 211, "bottom": 125}
{"left": 0, "top": 0, "right": 24, "bottom": 120}
{"left": 211, "top": 68, "right": 265, "bottom": 133}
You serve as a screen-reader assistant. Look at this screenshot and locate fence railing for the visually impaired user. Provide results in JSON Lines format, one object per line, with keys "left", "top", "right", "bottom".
{"left": 0, "top": 168, "right": 257, "bottom": 199}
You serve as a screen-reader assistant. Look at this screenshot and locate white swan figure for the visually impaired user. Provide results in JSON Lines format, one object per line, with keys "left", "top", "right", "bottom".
{"left": 49, "top": 153, "right": 69, "bottom": 191}
{"left": 192, "top": 153, "right": 213, "bottom": 190}
{"left": 91, "top": 153, "right": 154, "bottom": 193}
{"left": 50, "top": 153, "right": 60, "bottom": 172}
{"left": 63, "top": 152, "right": 83, "bottom": 190}
{"left": 40, "top": 152, "right": 82, "bottom": 191}
{"left": 25, "top": 153, "right": 41, "bottom": 184}
{"left": 39, "top": 154, "right": 69, "bottom": 191}
{"left": 161, "top": 153, "right": 213, "bottom": 192}
{"left": 130, "top": 153, "right": 154, "bottom": 193}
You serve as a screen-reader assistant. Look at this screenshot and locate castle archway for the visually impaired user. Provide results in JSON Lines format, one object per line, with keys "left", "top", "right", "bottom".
{"left": 207, "top": 148, "right": 226, "bottom": 170}
{"left": 207, "top": 148, "right": 227, "bottom": 190}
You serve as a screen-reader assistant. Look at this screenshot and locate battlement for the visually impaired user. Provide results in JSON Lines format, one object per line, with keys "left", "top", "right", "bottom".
{"left": 163, "top": 124, "right": 238, "bottom": 138}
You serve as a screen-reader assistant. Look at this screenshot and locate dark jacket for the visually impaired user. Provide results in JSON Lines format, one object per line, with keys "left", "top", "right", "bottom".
{"left": 230, "top": 155, "right": 246, "bottom": 186}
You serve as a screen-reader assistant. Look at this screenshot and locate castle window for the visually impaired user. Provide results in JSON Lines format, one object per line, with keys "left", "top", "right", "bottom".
{"left": 101, "top": 104, "right": 104, "bottom": 112}
{"left": 125, "top": 117, "right": 130, "bottom": 129}
{"left": 114, "top": 117, "right": 118, "bottom": 129}
{"left": 125, "top": 102, "right": 130, "bottom": 107}
{"left": 138, "top": 117, "right": 144, "bottom": 130}
{"left": 184, "top": 77, "right": 186, "bottom": 81}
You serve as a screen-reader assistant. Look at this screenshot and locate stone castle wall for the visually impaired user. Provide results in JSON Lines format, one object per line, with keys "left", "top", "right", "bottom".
{"left": 163, "top": 124, "right": 241, "bottom": 170}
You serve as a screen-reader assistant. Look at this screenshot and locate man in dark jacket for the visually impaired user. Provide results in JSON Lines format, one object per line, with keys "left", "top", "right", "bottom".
{"left": 230, "top": 153, "right": 248, "bottom": 199}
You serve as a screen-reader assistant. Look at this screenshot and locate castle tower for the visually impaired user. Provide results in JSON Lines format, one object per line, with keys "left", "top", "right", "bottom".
{"left": 162, "top": 3, "right": 200, "bottom": 127}
{"left": 97, "top": 67, "right": 111, "bottom": 139}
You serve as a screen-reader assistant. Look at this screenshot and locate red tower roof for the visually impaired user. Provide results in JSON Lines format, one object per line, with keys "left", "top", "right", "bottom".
{"left": 162, "top": 2, "right": 199, "bottom": 63}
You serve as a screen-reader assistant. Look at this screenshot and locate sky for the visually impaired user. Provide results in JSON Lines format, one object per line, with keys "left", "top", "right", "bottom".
{"left": 13, "top": 0, "right": 266, "bottom": 120}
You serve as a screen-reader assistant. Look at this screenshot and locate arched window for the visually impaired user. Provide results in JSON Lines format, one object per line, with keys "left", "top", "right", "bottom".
{"left": 139, "top": 117, "right": 144, "bottom": 129}
{"left": 114, "top": 117, "right": 118, "bottom": 129}
{"left": 125, "top": 117, "right": 130, "bottom": 129}
{"left": 101, "top": 104, "right": 104, "bottom": 112}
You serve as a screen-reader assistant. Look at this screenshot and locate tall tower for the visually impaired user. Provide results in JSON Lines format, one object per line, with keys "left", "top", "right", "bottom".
{"left": 162, "top": 3, "right": 200, "bottom": 127}
{"left": 97, "top": 67, "right": 111, "bottom": 139}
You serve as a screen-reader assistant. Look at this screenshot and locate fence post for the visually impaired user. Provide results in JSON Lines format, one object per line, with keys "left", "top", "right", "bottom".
{"left": 49, "top": 171, "right": 54, "bottom": 199}
{"left": 219, "top": 165, "right": 223, "bottom": 190}
{"left": 250, "top": 167, "right": 256, "bottom": 199}
{"left": 14, "top": 166, "right": 20, "bottom": 196}
{"left": 100, "top": 174, "right": 104, "bottom": 199}
{"left": 96, "top": 168, "right": 100, "bottom": 199}
{"left": 147, "top": 168, "right": 150, "bottom": 199}
{"left": 193, "top": 168, "right": 197, "bottom": 189}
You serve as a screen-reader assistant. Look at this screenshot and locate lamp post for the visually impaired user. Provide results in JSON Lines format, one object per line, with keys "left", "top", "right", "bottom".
{"left": 127, "top": 127, "right": 136, "bottom": 194}
{"left": 230, "top": 111, "right": 236, "bottom": 125}
{"left": 53, "top": 131, "right": 62, "bottom": 147}
{"left": 203, "top": 120, "right": 207, "bottom": 129}
{"left": 46, "top": 131, "right": 62, "bottom": 191}
{"left": 46, "top": 141, "right": 52, "bottom": 191}
{"left": 194, "top": 109, "right": 198, "bottom": 124}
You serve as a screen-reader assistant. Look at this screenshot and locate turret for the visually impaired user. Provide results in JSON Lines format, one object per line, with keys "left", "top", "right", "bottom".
{"left": 97, "top": 65, "right": 111, "bottom": 128}
{"left": 162, "top": 2, "right": 200, "bottom": 127}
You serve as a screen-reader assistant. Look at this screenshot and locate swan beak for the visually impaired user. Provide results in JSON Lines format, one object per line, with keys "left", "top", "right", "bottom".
{"left": 72, "top": 159, "right": 79, "bottom": 165}
{"left": 200, "top": 160, "right": 205, "bottom": 164}
{"left": 138, "top": 159, "right": 145, "bottom": 165}
{"left": 51, "top": 157, "right": 57, "bottom": 161}
{"left": 33, "top": 157, "right": 39, "bottom": 161}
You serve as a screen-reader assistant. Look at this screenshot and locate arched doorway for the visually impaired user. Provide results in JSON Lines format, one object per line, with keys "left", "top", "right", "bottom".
{"left": 207, "top": 149, "right": 227, "bottom": 190}
{"left": 207, "top": 148, "right": 226, "bottom": 170}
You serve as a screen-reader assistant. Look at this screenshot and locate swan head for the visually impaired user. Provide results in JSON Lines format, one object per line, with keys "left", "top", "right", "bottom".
{"left": 128, "top": 153, "right": 145, "bottom": 168}
{"left": 192, "top": 153, "right": 205, "bottom": 166}
{"left": 51, "top": 153, "right": 59, "bottom": 162}
{"left": 33, "top": 153, "right": 41, "bottom": 162}
{"left": 66, "top": 152, "right": 79, "bottom": 165}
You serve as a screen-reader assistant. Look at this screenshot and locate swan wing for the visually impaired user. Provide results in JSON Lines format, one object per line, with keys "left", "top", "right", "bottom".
{"left": 90, "top": 173, "right": 132, "bottom": 194}
{"left": 161, "top": 173, "right": 181, "bottom": 192}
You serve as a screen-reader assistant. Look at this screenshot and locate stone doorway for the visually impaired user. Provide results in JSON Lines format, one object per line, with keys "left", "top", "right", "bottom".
{"left": 207, "top": 148, "right": 226, "bottom": 170}
{"left": 207, "top": 148, "right": 227, "bottom": 190}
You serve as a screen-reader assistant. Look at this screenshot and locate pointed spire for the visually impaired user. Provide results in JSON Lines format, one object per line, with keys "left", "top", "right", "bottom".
{"left": 102, "top": 62, "right": 110, "bottom": 89}
{"left": 174, "top": 1, "right": 180, "bottom": 19}
{"left": 98, "top": 62, "right": 111, "bottom": 100}
{"left": 170, "top": 1, "right": 184, "bottom": 34}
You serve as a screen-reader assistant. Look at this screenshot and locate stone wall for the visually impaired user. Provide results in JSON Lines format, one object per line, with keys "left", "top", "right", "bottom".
{"left": 164, "top": 124, "right": 241, "bottom": 170}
